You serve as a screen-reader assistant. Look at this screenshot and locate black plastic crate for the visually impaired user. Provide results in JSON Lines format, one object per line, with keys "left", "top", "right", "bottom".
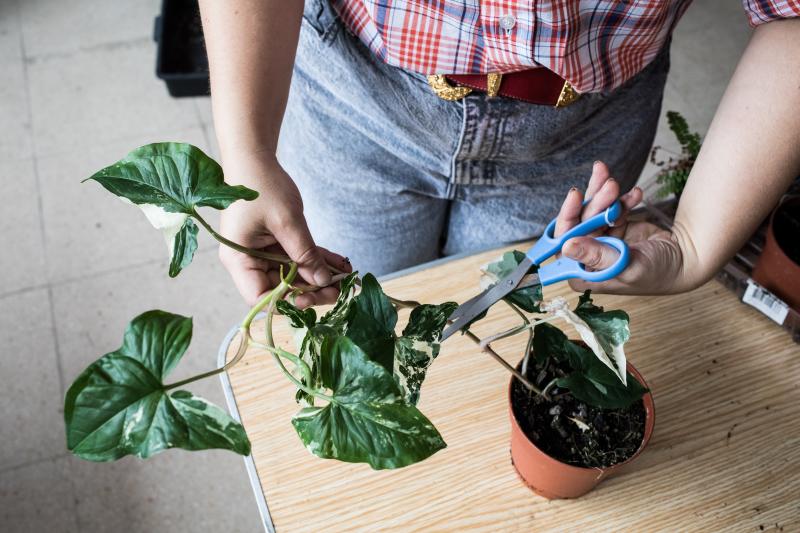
{"left": 154, "top": 0, "right": 209, "bottom": 97}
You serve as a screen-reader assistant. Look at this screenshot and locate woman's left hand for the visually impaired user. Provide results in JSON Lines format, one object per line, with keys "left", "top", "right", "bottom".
{"left": 554, "top": 161, "right": 693, "bottom": 295}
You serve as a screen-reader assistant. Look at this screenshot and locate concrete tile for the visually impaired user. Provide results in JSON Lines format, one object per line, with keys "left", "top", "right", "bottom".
{"left": 636, "top": 0, "right": 752, "bottom": 195}
{"left": 36, "top": 127, "right": 222, "bottom": 284}
{"left": 668, "top": 0, "right": 752, "bottom": 130}
{"left": 193, "top": 97, "right": 213, "bottom": 127}
{"left": 51, "top": 247, "right": 248, "bottom": 391}
{"left": 20, "top": 0, "right": 159, "bottom": 58}
{"left": 0, "top": 0, "right": 22, "bottom": 61}
{"left": 51, "top": 249, "right": 262, "bottom": 531}
{"left": 51, "top": 250, "right": 262, "bottom": 532}
{"left": 0, "top": 157, "right": 47, "bottom": 295}
{"left": 0, "top": 457, "right": 79, "bottom": 533}
{"left": 67, "top": 450, "right": 262, "bottom": 533}
{"left": 0, "top": 56, "right": 33, "bottom": 160}
{"left": 0, "top": 289, "right": 65, "bottom": 470}
{"left": 27, "top": 40, "right": 200, "bottom": 156}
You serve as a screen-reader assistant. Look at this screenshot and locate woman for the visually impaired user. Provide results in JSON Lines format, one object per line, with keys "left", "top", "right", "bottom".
{"left": 198, "top": 1, "right": 800, "bottom": 308}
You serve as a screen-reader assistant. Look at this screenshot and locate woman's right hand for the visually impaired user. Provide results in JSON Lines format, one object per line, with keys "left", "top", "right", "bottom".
{"left": 218, "top": 152, "right": 351, "bottom": 308}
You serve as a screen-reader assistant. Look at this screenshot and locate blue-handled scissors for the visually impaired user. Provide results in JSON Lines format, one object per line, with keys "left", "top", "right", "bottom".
{"left": 440, "top": 200, "right": 630, "bottom": 341}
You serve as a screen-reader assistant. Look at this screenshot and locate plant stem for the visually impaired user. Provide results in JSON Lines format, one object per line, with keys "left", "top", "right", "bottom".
{"left": 542, "top": 377, "right": 559, "bottom": 397}
{"left": 502, "top": 301, "right": 537, "bottom": 377}
{"left": 162, "top": 265, "right": 299, "bottom": 391}
{"left": 193, "top": 209, "right": 345, "bottom": 291}
{"left": 192, "top": 210, "right": 293, "bottom": 265}
{"left": 259, "top": 264, "right": 335, "bottom": 403}
{"left": 462, "top": 329, "right": 542, "bottom": 394}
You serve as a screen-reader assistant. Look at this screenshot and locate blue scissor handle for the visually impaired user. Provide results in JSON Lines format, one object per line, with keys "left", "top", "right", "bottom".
{"left": 525, "top": 199, "right": 628, "bottom": 286}
{"left": 536, "top": 236, "right": 629, "bottom": 285}
{"left": 526, "top": 199, "right": 623, "bottom": 264}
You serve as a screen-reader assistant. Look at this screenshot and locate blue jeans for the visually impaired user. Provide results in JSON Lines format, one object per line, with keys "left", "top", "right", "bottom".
{"left": 278, "top": 0, "right": 670, "bottom": 276}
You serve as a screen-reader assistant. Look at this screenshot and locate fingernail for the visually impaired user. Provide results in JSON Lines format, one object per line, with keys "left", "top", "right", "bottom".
{"left": 593, "top": 160, "right": 601, "bottom": 166}
{"left": 567, "top": 241, "right": 583, "bottom": 258}
{"left": 314, "top": 269, "right": 332, "bottom": 286}
{"left": 569, "top": 186, "right": 578, "bottom": 193}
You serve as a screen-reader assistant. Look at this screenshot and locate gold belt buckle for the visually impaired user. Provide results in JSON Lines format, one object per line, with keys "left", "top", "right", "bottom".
{"left": 427, "top": 73, "right": 503, "bottom": 101}
{"left": 556, "top": 80, "right": 580, "bottom": 108}
{"left": 427, "top": 74, "right": 472, "bottom": 101}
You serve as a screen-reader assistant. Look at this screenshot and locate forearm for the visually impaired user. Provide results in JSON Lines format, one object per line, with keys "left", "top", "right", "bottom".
{"left": 198, "top": 0, "right": 302, "bottom": 167}
{"left": 673, "top": 18, "right": 800, "bottom": 289}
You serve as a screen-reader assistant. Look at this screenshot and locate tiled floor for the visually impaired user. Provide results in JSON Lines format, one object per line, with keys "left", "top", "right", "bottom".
{"left": 0, "top": 1, "right": 751, "bottom": 531}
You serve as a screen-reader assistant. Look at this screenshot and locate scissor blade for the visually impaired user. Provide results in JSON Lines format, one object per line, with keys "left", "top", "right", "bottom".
{"left": 441, "top": 258, "right": 535, "bottom": 341}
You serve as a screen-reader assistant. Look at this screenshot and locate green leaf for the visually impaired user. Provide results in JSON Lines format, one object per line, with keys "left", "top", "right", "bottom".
{"left": 292, "top": 337, "right": 445, "bottom": 469}
{"left": 482, "top": 251, "right": 542, "bottom": 313}
{"left": 319, "top": 271, "right": 359, "bottom": 329}
{"left": 534, "top": 322, "right": 646, "bottom": 409}
{"left": 64, "top": 310, "right": 250, "bottom": 461}
{"left": 86, "top": 143, "right": 258, "bottom": 213}
{"left": 556, "top": 368, "right": 646, "bottom": 409}
{"left": 344, "top": 273, "right": 397, "bottom": 372}
{"left": 666, "top": 111, "right": 702, "bottom": 159}
{"left": 394, "top": 302, "right": 457, "bottom": 404}
{"left": 401, "top": 302, "right": 458, "bottom": 342}
{"left": 86, "top": 143, "right": 257, "bottom": 276}
{"left": 276, "top": 300, "right": 317, "bottom": 330}
{"left": 168, "top": 218, "right": 198, "bottom": 277}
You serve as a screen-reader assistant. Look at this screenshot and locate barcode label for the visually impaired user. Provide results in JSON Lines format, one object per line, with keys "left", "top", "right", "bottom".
{"left": 742, "top": 280, "right": 789, "bottom": 325}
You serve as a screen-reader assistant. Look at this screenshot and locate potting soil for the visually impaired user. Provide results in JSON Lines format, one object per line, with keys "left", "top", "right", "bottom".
{"left": 511, "top": 355, "right": 646, "bottom": 469}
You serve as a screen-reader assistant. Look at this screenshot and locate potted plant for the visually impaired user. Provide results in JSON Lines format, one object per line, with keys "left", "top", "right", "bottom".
{"left": 65, "top": 143, "right": 653, "bottom": 497}
{"left": 752, "top": 195, "right": 800, "bottom": 312}
{"left": 458, "top": 251, "right": 654, "bottom": 498}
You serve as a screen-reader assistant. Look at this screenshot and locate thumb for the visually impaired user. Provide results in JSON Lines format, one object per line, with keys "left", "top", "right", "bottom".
{"left": 272, "top": 217, "right": 332, "bottom": 287}
{"left": 562, "top": 236, "right": 620, "bottom": 271}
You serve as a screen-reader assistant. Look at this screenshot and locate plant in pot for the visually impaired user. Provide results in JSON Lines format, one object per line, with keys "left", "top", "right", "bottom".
{"left": 65, "top": 142, "right": 652, "bottom": 498}
{"left": 752, "top": 195, "right": 800, "bottom": 313}
{"left": 463, "top": 251, "right": 654, "bottom": 499}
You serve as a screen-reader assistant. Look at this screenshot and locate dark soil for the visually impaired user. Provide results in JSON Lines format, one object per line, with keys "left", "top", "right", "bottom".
{"left": 774, "top": 201, "right": 800, "bottom": 265}
{"left": 511, "top": 353, "right": 646, "bottom": 469}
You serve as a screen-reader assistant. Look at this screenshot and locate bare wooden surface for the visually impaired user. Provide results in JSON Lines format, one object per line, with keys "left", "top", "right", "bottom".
{"left": 225, "top": 244, "right": 800, "bottom": 532}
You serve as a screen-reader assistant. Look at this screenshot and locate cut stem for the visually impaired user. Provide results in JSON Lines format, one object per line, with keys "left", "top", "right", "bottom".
{"left": 462, "top": 329, "right": 542, "bottom": 394}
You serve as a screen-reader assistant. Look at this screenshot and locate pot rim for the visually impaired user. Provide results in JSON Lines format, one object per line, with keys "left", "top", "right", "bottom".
{"left": 508, "top": 359, "right": 655, "bottom": 474}
{"left": 766, "top": 195, "right": 800, "bottom": 261}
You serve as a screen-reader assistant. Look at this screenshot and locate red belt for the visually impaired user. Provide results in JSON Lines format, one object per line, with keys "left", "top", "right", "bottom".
{"left": 427, "top": 69, "right": 580, "bottom": 107}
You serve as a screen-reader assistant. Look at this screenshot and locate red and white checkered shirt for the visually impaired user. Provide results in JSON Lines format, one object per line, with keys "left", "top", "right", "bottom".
{"left": 330, "top": 0, "right": 800, "bottom": 93}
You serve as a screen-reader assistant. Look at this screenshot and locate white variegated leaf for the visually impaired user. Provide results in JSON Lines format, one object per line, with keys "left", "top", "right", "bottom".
{"left": 542, "top": 297, "right": 626, "bottom": 384}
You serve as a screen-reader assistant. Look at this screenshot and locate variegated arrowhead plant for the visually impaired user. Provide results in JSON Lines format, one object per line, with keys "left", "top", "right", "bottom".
{"left": 69, "top": 141, "right": 643, "bottom": 470}
{"left": 469, "top": 251, "right": 646, "bottom": 409}
{"left": 67, "top": 142, "right": 453, "bottom": 468}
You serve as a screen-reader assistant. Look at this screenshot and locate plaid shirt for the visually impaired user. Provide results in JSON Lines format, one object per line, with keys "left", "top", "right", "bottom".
{"left": 331, "top": 0, "right": 800, "bottom": 93}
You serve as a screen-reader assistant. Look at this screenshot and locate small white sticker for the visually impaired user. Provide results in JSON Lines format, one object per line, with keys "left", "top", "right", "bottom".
{"left": 743, "top": 279, "right": 789, "bottom": 325}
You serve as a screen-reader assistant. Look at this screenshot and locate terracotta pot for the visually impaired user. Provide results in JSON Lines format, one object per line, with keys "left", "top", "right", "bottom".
{"left": 752, "top": 196, "right": 800, "bottom": 312}
{"left": 508, "top": 362, "right": 655, "bottom": 499}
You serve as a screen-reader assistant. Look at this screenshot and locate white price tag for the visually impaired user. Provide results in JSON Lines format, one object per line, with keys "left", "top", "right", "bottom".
{"left": 742, "top": 279, "right": 789, "bottom": 325}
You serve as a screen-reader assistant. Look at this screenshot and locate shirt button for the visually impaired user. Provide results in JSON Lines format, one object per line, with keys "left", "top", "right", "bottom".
{"left": 500, "top": 15, "right": 516, "bottom": 31}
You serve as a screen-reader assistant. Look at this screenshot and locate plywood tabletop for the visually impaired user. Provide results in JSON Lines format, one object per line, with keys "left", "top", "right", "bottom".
{"left": 224, "top": 244, "right": 800, "bottom": 532}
